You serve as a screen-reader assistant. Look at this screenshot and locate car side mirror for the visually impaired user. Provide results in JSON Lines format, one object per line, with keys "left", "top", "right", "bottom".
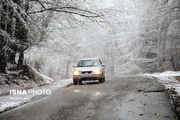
{"left": 102, "top": 64, "right": 105, "bottom": 67}
{"left": 72, "top": 65, "right": 76, "bottom": 68}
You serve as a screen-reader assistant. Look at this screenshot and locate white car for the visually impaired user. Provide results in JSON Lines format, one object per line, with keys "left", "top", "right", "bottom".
{"left": 73, "top": 58, "right": 105, "bottom": 85}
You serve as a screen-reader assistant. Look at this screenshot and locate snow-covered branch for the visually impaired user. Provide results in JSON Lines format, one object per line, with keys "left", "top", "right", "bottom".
{"left": 27, "top": 6, "right": 101, "bottom": 18}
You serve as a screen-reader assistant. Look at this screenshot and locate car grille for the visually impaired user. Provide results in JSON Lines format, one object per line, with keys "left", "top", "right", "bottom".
{"left": 81, "top": 71, "right": 92, "bottom": 74}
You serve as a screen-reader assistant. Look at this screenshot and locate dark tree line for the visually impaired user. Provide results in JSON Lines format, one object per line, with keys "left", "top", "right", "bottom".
{"left": 0, "top": 0, "right": 100, "bottom": 73}
{"left": 0, "top": 0, "right": 29, "bottom": 73}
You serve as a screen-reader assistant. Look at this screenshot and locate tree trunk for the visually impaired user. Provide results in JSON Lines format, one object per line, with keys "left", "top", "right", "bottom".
{"left": 0, "top": 50, "right": 7, "bottom": 73}
{"left": 18, "top": 50, "right": 25, "bottom": 69}
{"left": 8, "top": 51, "right": 16, "bottom": 64}
{"left": 170, "top": 56, "right": 177, "bottom": 71}
{"left": 66, "top": 61, "right": 70, "bottom": 78}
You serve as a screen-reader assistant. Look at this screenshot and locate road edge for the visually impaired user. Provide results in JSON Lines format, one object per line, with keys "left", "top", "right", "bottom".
{"left": 151, "top": 76, "right": 180, "bottom": 119}
{"left": 0, "top": 80, "right": 73, "bottom": 114}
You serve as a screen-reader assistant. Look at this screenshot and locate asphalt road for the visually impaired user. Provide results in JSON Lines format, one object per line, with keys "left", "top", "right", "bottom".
{"left": 0, "top": 76, "right": 178, "bottom": 120}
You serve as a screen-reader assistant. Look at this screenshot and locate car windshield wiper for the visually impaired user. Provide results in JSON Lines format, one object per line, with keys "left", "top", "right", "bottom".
{"left": 77, "top": 65, "right": 95, "bottom": 67}
{"left": 77, "top": 66, "right": 84, "bottom": 67}
{"left": 86, "top": 65, "right": 95, "bottom": 67}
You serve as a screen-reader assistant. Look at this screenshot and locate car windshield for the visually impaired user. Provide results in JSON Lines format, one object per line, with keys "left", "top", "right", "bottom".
{"left": 77, "top": 59, "right": 100, "bottom": 67}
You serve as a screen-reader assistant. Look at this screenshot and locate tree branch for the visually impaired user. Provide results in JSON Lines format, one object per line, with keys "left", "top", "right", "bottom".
{"left": 27, "top": 7, "right": 101, "bottom": 18}
{"left": 29, "top": 0, "right": 46, "bottom": 9}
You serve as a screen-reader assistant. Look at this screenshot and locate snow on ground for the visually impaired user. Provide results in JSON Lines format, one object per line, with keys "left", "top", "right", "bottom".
{"left": 143, "top": 71, "right": 180, "bottom": 95}
{"left": 0, "top": 102, "right": 22, "bottom": 112}
{"left": 31, "top": 66, "right": 54, "bottom": 84}
{"left": 0, "top": 79, "right": 72, "bottom": 113}
{"left": 144, "top": 71, "right": 180, "bottom": 77}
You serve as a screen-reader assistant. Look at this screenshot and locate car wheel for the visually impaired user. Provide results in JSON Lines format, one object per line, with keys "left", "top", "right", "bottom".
{"left": 103, "top": 77, "right": 105, "bottom": 82}
{"left": 73, "top": 79, "right": 77, "bottom": 85}
{"left": 78, "top": 80, "right": 82, "bottom": 85}
{"left": 99, "top": 78, "right": 103, "bottom": 83}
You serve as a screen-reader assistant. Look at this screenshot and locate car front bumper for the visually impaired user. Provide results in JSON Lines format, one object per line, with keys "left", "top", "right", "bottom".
{"left": 73, "top": 74, "right": 103, "bottom": 81}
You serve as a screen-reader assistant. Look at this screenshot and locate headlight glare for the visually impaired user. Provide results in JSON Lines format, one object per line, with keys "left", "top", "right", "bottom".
{"left": 73, "top": 70, "right": 80, "bottom": 75}
{"left": 93, "top": 69, "right": 101, "bottom": 74}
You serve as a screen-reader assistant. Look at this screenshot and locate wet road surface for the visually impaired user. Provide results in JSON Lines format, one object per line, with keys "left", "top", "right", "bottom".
{"left": 0, "top": 76, "right": 177, "bottom": 120}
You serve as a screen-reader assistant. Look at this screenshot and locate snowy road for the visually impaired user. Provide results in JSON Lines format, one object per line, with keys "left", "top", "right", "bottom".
{"left": 0, "top": 76, "right": 177, "bottom": 120}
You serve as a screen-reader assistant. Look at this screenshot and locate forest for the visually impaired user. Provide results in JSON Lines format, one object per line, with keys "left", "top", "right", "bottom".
{"left": 0, "top": 0, "right": 180, "bottom": 80}
{"left": 0, "top": 0, "right": 180, "bottom": 118}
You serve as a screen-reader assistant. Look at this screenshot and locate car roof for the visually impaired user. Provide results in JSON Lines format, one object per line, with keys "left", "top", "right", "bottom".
{"left": 79, "top": 58, "right": 99, "bottom": 60}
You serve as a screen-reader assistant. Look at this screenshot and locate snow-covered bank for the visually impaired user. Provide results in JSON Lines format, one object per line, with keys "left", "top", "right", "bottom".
{"left": 0, "top": 64, "right": 54, "bottom": 96}
{"left": 144, "top": 71, "right": 180, "bottom": 77}
{"left": 144, "top": 71, "right": 180, "bottom": 95}
{"left": 0, "top": 79, "right": 72, "bottom": 113}
{"left": 143, "top": 71, "right": 180, "bottom": 117}
{"left": 29, "top": 65, "right": 53, "bottom": 84}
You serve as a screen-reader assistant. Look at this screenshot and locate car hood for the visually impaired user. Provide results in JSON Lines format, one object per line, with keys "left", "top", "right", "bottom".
{"left": 75, "top": 67, "right": 100, "bottom": 72}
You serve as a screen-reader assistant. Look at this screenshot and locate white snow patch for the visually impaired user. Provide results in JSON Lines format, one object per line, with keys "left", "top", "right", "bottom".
{"left": 144, "top": 71, "right": 180, "bottom": 77}
{"left": 51, "top": 79, "right": 72, "bottom": 88}
{"left": 0, "top": 102, "right": 21, "bottom": 112}
{"left": 143, "top": 71, "right": 180, "bottom": 95}
{"left": 31, "top": 66, "right": 53, "bottom": 83}
{"left": 39, "top": 73, "right": 53, "bottom": 84}
{"left": 0, "top": 79, "right": 72, "bottom": 113}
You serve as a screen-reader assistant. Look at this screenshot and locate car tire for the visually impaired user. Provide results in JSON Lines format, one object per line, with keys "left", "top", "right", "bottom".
{"left": 103, "top": 77, "right": 105, "bottom": 82}
{"left": 73, "top": 79, "right": 77, "bottom": 85}
{"left": 78, "top": 80, "right": 82, "bottom": 85}
{"left": 99, "top": 78, "right": 103, "bottom": 83}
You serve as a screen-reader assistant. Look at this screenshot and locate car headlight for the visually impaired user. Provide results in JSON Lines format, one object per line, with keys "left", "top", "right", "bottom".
{"left": 73, "top": 70, "right": 80, "bottom": 75}
{"left": 93, "top": 69, "right": 102, "bottom": 74}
